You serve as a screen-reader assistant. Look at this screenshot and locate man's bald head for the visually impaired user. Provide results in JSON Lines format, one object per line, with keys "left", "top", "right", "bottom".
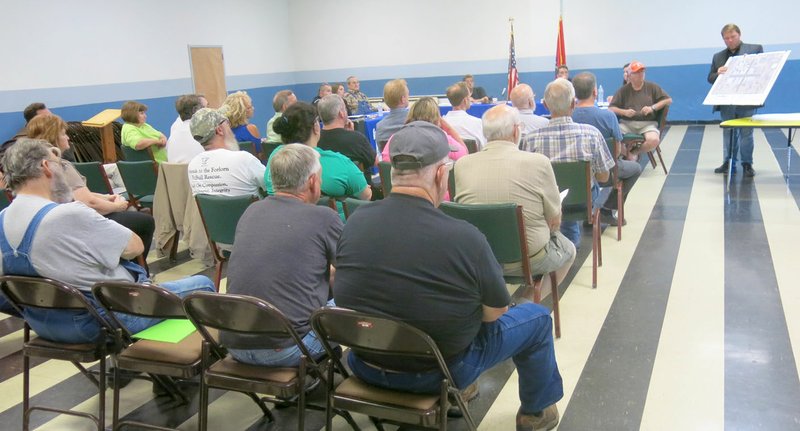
{"left": 510, "top": 84, "right": 535, "bottom": 110}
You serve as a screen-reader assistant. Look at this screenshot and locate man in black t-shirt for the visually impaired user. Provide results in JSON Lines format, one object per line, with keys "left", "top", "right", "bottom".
{"left": 317, "top": 94, "right": 377, "bottom": 184}
{"left": 334, "top": 121, "right": 564, "bottom": 431}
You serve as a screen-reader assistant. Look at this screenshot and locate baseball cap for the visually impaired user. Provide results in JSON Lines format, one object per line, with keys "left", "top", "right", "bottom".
{"left": 389, "top": 121, "right": 451, "bottom": 170}
{"left": 629, "top": 61, "right": 646, "bottom": 73}
{"left": 190, "top": 108, "right": 227, "bottom": 144}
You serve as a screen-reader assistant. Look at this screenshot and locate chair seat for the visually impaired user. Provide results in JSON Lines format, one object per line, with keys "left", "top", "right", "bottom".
{"left": 336, "top": 375, "right": 440, "bottom": 411}
{"left": 25, "top": 336, "right": 105, "bottom": 362}
{"left": 204, "top": 355, "right": 308, "bottom": 399}
{"left": 118, "top": 331, "right": 204, "bottom": 378}
{"left": 621, "top": 133, "right": 645, "bottom": 142}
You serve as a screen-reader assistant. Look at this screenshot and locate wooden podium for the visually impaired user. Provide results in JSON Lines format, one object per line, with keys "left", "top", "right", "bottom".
{"left": 82, "top": 109, "right": 121, "bottom": 163}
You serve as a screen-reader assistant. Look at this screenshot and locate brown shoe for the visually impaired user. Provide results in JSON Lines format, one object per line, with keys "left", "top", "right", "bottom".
{"left": 447, "top": 381, "right": 480, "bottom": 417}
{"left": 516, "top": 404, "right": 559, "bottom": 431}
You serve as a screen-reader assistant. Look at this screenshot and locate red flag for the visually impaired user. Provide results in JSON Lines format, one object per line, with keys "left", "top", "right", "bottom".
{"left": 507, "top": 23, "right": 519, "bottom": 98}
{"left": 555, "top": 16, "right": 566, "bottom": 73}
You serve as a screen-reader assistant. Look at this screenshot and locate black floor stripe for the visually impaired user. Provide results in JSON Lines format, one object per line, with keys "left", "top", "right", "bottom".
{"left": 723, "top": 171, "right": 800, "bottom": 429}
{"left": 559, "top": 125, "right": 704, "bottom": 430}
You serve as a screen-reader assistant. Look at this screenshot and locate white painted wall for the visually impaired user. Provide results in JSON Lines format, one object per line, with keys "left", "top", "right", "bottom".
{"left": 0, "top": 0, "right": 293, "bottom": 91}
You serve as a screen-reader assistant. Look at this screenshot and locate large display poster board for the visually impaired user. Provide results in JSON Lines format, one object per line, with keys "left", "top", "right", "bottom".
{"left": 703, "top": 50, "right": 790, "bottom": 106}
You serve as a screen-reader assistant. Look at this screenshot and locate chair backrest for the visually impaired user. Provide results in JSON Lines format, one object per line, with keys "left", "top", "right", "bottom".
{"left": 439, "top": 202, "right": 527, "bottom": 264}
{"left": 262, "top": 142, "right": 282, "bottom": 162}
{"left": 463, "top": 138, "right": 478, "bottom": 154}
{"left": 0, "top": 275, "right": 115, "bottom": 343}
{"left": 317, "top": 195, "right": 337, "bottom": 211}
{"left": 183, "top": 291, "right": 308, "bottom": 357}
{"left": 122, "top": 145, "right": 154, "bottom": 162}
{"left": 92, "top": 281, "right": 185, "bottom": 320}
{"left": 378, "top": 161, "right": 392, "bottom": 195}
{"left": 238, "top": 141, "right": 256, "bottom": 156}
{"left": 605, "top": 137, "right": 620, "bottom": 181}
{"left": 311, "top": 307, "right": 453, "bottom": 376}
{"left": 656, "top": 105, "right": 670, "bottom": 132}
{"left": 194, "top": 193, "right": 255, "bottom": 246}
{"left": 117, "top": 160, "right": 158, "bottom": 199}
{"left": 0, "top": 190, "right": 12, "bottom": 211}
{"left": 551, "top": 161, "right": 593, "bottom": 222}
{"left": 343, "top": 197, "right": 370, "bottom": 219}
{"left": 72, "top": 162, "right": 114, "bottom": 194}
{"left": 447, "top": 165, "right": 457, "bottom": 198}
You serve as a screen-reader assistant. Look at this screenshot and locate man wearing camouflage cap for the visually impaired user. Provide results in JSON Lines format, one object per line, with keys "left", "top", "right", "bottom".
{"left": 334, "top": 121, "right": 564, "bottom": 431}
{"left": 187, "top": 107, "right": 266, "bottom": 197}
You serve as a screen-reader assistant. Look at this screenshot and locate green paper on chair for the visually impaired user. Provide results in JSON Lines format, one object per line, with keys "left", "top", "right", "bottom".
{"left": 132, "top": 319, "right": 196, "bottom": 343}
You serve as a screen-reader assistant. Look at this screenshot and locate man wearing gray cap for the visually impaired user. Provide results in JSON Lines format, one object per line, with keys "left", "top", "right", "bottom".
{"left": 334, "top": 121, "right": 563, "bottom": 431}
{"left": 187, "top": 107, "right": 266, "bottom": 197}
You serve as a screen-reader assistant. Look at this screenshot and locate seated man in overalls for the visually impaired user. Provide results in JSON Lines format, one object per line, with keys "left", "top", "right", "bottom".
{"left": 0, "top": 138, "right": 215, "bottom": 343}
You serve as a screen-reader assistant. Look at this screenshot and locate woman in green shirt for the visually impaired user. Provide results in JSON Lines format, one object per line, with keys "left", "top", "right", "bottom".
{"left": 120, "top": 100, "right": 167, "bottom": 163}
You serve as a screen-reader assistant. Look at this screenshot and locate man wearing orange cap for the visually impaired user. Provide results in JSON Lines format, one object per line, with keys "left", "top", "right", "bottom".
{"left": 609, "top": 61, "right": 672, "bottom": 160}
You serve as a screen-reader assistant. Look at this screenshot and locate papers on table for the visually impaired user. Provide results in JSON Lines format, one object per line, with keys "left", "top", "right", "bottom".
{"left": 751, "top": 113, "right": 800, "bottom": 122}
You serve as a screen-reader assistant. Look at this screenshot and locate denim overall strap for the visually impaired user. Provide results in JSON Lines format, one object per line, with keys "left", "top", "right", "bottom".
{"left": 0, "top": 203, "right": 58, "bottom": 276}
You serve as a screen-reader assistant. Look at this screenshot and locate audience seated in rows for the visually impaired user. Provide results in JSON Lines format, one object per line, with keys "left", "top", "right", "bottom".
{"left": 266, "top": 89, "right": 297, "bottom": 143}
{"left": 608, "top": 61, "right": 672, "bottom": 160}
{"left": 374, "top": 78, "right": 410, "bottom": 143}
{"left": 167, "top": 94, "right": 207, "bottom": 163}
{"left": 0, "top": 138, "right": 214, "bottom": 336}
{"left": 121, "top": 100, "right": 167, "bottom": 163}
{"left": 511, "top": 83, "right": 549, "bottom": 136}
{"left": 265, "top": 102, "right": 371, "bottom": 208}
{"left": 223, "top": 91, "right": 262, "bottom": 155}
{"left": 334, "top": 121, "right": 563, "bottom": 431}
{"left": 342, "top": 76, "right": 376, "bottom": 115}
{"left": 317, "top": 94, "right": 377, "bottom": 173}
{"left": 225, "top": 144, "right": 342, "bottom": 366}
{"left": 455, "top": 104, "right": 575, "bottom": 297}
{"left": 463, "top": 74, "right": 489, "bottom": 104}
{"left": 522, "top": 78, "right": 615, "bottom": 248}
{"left": 27, "top": 114, "right": 156, "bottom": 261}
{"left": 0, "top": 102, "right": 52, "bottom": 157}
{"left": 187, "top": 108, "right": 266, "bottom": 197}
{"left": 572, "top": 72, "right": 642, "bottom": 224}
{"left": 443, "top": 82, "right": 487, "bottom": 149}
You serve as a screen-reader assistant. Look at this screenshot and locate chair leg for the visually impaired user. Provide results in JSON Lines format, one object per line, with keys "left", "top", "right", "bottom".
{"left": 169, "top": 231, "right": 180, "bottom": 262}
{"left": 656, "top": 146, "right": 668, "bottom": 174}
{"left": 617, "top": 185, "right": 623, "bottom": 241}
{"left": 112, "top": 360, "right": 121, "bottom": 431}
{"left": 214, "top": 261, "right": 223, "bottom": 292}
{"left": 23, "top": 351, "right": 30, "bottom": 431}
{"left": 550, "top": 272, "right": 561, "bottom": 338}
{"left": 532, "top": 280, "right": 542, "bottom": 304}
{"left": 647, "top": 150, "right": 657, "bottom": 169}
{"left": 98, "top": 351, "right": 106, "bottom": 431}
{"left": 592, "top": 209, "right": 600, "bottom": 289}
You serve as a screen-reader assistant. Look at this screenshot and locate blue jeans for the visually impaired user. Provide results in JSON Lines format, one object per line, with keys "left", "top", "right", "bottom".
{"left": 720, "top": 106, "right": 756, "bottom": 165}
{"left": 560, "top": 183, "right": 601, "bottom": 249}
{"left": 228, "top": 299, "right": 335, "bottom": 367}
{"left": 26, "top": 275, "right": 215, "bottom": 344}
{"left": 348, "top": 303, "right": 563, "bottom": 414}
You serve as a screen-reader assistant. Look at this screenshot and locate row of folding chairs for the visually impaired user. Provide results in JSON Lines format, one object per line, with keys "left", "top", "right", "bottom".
{"left": 0, "top": 276, "right": 476, "bottom": 431}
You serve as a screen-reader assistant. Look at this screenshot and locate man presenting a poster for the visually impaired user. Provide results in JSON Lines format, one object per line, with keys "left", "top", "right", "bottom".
{"left": 708, "top": 24, "right": 763, "bottom": 177}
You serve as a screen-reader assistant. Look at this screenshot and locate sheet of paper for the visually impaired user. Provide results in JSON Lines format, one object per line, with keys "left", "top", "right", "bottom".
{"left": 751, "top": 113, "right": 800, "bottom": 122}
{"left": 132, "top": 319, "right": 196, "bottom": 343}
{"left": 560, "top": 189, "right": 569, "bottom": 204}
{"left": 703, "top": 51, "right": 790, "bottom": 106}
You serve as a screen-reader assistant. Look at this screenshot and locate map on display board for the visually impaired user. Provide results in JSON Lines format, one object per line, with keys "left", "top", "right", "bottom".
{"left": 703, "top": 50, "right": 790, "bottom": 106}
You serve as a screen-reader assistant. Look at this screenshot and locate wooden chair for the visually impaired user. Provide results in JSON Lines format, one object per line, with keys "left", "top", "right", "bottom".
{"left": 440, "top": 202, "right": 561, "bottom": 337}
{"left": 311, "top": 306, "right": 477, "bottom": 431}
{"left": 182, "top": 292, "right": 358, "bottom": 431}
{"left": 0, "top": 189, "right": 13, "bottom": 211}
{"left": 0, "top": 275, "right": 120, "bottom": 431}
{"left": 72, "top": 162, "right": 114, "bottom": 194}
{"left": 605, "top": 137, "right": 624, "bottom": 241}
{"left": 622, "top": 105, "right": 669, "bottom": 174}
{"left": 116, "top": 160, "right": 158, "bottom": 210}
{"left": 92, "top": 281, "right": 204, "bottom": 430}
{"left": 194, "top": 194, "right": 256, "bottom": 289}
{"left": 552, "top": 161, "right": 602, "bottom": 288}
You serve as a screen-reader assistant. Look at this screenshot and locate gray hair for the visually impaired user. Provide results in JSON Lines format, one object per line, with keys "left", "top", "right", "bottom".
{"left": 482, "top": 105, "right": 520, "bottom": 141}
{"left": 392, "top": 156, "right": 447, "bottom": 187}
{"left": 2, "top": 138, "right": 60, "bottom": 191}
{"left": 318, "top": 94, "right": 345, "bottom": 125}
{"left": 270, "top": 144, "right": 322, "bottom": 193}
{"left": 175, "top": 94, "right": 206, "bottom": 121}
{"left": 572, "top": 72, "right": 596, "bottom": 101}
{"left": 510, "top": 83, "right": 534, "bottom": 109}
{"left": 544, "top": 78, "right": 575, "bottom": 116}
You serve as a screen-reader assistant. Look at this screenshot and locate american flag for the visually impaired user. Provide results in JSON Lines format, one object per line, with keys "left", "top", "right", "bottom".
{"left": 507, "top": 22, "right": 519, "bottom": 97}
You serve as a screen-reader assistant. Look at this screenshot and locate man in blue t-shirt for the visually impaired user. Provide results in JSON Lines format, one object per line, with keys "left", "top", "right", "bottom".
{"left": 572, "top": 72, "right": 642, "bottom": 226}
{"left": 334, "top": 121, "right": 563, "bottom": 431}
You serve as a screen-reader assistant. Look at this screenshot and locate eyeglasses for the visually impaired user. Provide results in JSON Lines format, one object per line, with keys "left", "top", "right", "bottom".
{"left": 441, "top": 160, "right": 454, "bottom": 171}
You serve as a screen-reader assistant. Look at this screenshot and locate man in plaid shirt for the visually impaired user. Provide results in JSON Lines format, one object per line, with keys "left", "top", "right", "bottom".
{"left": 522, "top": 78, "right": 615, "bottom": 248}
